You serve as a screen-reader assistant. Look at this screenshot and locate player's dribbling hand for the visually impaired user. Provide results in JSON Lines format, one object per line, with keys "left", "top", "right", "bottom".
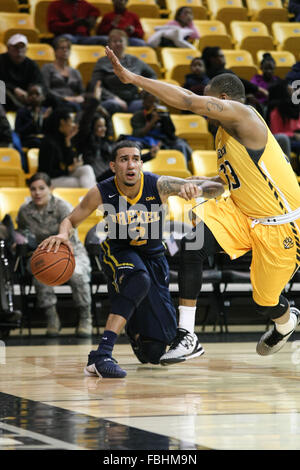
{"left": 105, "top": 46, "right": 134, "bottom": 84}
{"left": 39, "top": 235, "right": 74, "bottom": 254}
{"left": 178, "top": 183, "right": 203, "bottom": 200}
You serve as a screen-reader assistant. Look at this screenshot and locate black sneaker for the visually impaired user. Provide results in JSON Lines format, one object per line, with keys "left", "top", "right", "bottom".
{"left": 256, "top": 307, "right": 300, "bottom": 356}
{"left": 160, "top": 328, "right": 205, "bottom": 365}
{"left": 83, "top": 350, "right": 127, "bottom": 378}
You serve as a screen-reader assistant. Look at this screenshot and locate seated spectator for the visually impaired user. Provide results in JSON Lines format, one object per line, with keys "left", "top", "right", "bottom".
{"left": 0, "top": 34, "right": 45, "bottom": 111}
{"left": 0, "top": 104, "right": 28, "bottom": 172}
{"left": 288, "top": 0, "right": 300, "bottom": 21}
{"left": 96, "top": 0, "right": 146, "bottom": 47}
{"left": 42, "top": 36, "right": 85, "bottom": 112}
{"left": 148, "top": 7, "right": 199, "bottom": 49}
{"left": 15, "top": 84, "right": 52, "bottom": 149}
{"left": 268, "top": 80, "right": 300, "bottom": 161}
{"left": 91, "top": 29, "right": 157, "bottom": 115}
{"left": 250, "top": 53, "right": 280, "bottom": 105}
{"left": 38, "top": 108, "right": 96, "bottom": 188}
{"left": 183, "top": 57, "right": 209, "bottom": 95}
{"left": 286, "top": 61, "right": 300, "bottom": 84}
{"left": 131, "top": 90, "right": 192, "bottom": 163}
{"left": 17, "top": 172, "right": 93, "bottom": 337}
{"left": 47, "top": 0, "right": 106, "bottom": 45}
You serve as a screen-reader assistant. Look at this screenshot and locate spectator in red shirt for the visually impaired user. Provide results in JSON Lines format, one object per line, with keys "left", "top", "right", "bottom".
{"left": 96, "top": 0, "right": 146, "bottom": 46}
{"left": 47, "top": 0, "right": 107, "bottom": 45}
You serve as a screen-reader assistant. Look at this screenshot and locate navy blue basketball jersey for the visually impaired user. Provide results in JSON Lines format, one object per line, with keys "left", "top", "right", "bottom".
{"left": 97, "top": 172, "right": 166, "bottom": 255}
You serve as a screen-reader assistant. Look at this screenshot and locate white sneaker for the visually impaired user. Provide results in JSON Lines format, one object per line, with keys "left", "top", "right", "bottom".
{"left": 160, "top": 328, "right": 204, "bottom": 365}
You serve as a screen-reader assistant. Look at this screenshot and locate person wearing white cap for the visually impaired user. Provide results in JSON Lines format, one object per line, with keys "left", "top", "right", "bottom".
{"left": 0, "top": 34, "right": 44, "bottom": 111}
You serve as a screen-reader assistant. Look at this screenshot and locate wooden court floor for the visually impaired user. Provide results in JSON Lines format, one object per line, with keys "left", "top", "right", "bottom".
{"left": 1, "top": 336, "right": 300, "bottom": 450}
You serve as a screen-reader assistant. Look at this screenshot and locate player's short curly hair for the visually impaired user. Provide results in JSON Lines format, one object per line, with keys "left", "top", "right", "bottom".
{"left": 209, "top": 73, "right": 245, "bottom": 101}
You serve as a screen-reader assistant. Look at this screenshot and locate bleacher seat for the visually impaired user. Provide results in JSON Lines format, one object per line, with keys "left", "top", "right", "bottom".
{"left": 26, "top": 43, "right": 55, "bottom": 67}
{"left": 194, "top": 20, "right": 232, "bottom": 50}
{"left": 126, "top": 46, "right": 161, "bottom": 77}
{"left": 127, "top": 0, "right": 160, "bottom": 17}
{"left": 140, "top": 18, "right": 169, "bottom": 41}
{"left": 0, "top": 0, "right": 20, "bottom": 13}
{"left": 272, "top": 22, "right": 300, "bottom": 57}
{"left": 69, "top": 45, "right": 105, "bottom": 87}
{"left": 231, "top": 21, "right": 274, "bottom": 61}
{"left": 256, "top": 50, "right": 296, "bottom": 79}
{"left": 31, "top": 0, "right": 54, "bottom": 38}
{"left": 160, "top": 47, "right": 200, "bottom": 84}
{"left": 143, "top": 149, "right": 191, "bottom": 177}
{"left": 0, "top": 13, "right": 39, "bottom": 44}
{"left": 0, "top": 187, "right": 30, "bottom": 226}
{"left": 165, "top": 0, "right": 207, "bottom": 20}
{"left": 191, "top": 150, "right": 218, "bottom": 176}
{"left": 171, "top": 114, "right": 214, "bottom": 150}
{"left": 223, "top": 49, "right": 258, "bottom": 80}
{"left": 52, "top": 188, "right": 102, "bottom": 244}
{"left": 0, "top": 149, "right": 26, "bottom": 187}
{"left": 111, "top": 113, "right": 133, "bottom": 140}
{"left": 246, "top": 0, "right": 288, "bottom": 32}
{"left": 90, "top": 0, "right": 113, "bottom": 15}
{"left": 206, "top": 0, "right": 248, "bottom": 31}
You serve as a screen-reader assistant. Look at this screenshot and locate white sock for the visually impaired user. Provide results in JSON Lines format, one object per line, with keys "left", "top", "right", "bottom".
{"left": 178, "top": 306, "right": 196, "bottom": 334}
{"left": 275, "top": 312, "right": 297, "bottom": 335}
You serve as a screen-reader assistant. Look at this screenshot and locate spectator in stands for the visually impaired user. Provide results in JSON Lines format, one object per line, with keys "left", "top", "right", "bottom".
{"left": 41, "top": 36, "right": 85, "bottom": 112}
{"left": 250, "top": 53, "right": 280, "bottom": 105}
{"left": 96, "top": 0, "right": 146, "bottom": 46}
{"left": 148, "top": 6, "right": 199, "bottom": 49}
{"left": 38, "top": 108, "right": 97, "bottom": 188}
{"left": 288, "top": 0, "right": 300, "bottom": 21}
{"left": 268, "top": 80, "right": 300, "bottom": 161}
{"left": 183, "top": 57, "right": 209, "bottom": 95}
{"left": 131, "top": 90, "right": 192, "bottom": 163}
{"left": 0, "top": 34, "right": 44, "bottom": 111}
{"left": 0, "top": 104, "right": 28, "bottom": 172}
{"left": 15, "top": 84, "right": 52, "bottom": 149}
{"left": 91, "top": 29, "right": 157, "bottom": 115}
{"left": 17, "top": 172, "right": 93, "bottom": 337}
{"left": 286, "top": 61, "right": 300, "bottom": 84}
{"left": 47, "top": 0, "right": 106, "bottom": 45}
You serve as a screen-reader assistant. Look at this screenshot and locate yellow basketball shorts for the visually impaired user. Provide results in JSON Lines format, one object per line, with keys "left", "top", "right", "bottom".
{"left": 193, "top": 197, "right": 300, "bottom": 306}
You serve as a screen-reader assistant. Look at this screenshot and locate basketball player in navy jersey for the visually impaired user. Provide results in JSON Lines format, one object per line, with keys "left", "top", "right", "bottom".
{"left": 40, "top": 140, "right": 224, "bottom": 378}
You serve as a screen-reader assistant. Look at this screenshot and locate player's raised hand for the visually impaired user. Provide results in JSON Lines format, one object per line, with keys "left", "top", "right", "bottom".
{"left": 39, "top": 234, "right": 73, "bottom": 254}
{"left": 105, "top": 46, "right": 134, "bottom": 84}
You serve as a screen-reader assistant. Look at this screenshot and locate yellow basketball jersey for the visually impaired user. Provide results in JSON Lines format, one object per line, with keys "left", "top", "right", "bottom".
{"left": 215, "top": 112, "right": 300, "bottom": 218}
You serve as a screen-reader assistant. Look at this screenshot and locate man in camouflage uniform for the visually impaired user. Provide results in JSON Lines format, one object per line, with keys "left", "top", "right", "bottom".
{"left": 17, "top": 188, "right": 92, "bottom": 337}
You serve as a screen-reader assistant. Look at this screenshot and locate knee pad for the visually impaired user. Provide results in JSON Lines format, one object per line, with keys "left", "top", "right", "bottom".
{"left": 255, "top": 295, "right": 289, "bottom": 320}
{"left": 110, "top": 271, "right": 151, "bottom": 320}
{"left": 139, "top": 336, "right": 167, "bottom": 364}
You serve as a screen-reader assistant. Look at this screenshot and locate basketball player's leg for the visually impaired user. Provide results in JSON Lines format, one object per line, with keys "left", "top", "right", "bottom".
{"left": 250, "top": 232, "right": 300, "bottom": 355}
{"left": 160, "top": 222, "right": 220, "bottom": 364}
{"left": 84, "top": 248, "right": 152, "bottom": 378}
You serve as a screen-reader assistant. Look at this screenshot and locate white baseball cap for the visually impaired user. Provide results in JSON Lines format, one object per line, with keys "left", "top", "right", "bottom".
{"left": 7, "top": 34, "right": 28, "bottom": 47}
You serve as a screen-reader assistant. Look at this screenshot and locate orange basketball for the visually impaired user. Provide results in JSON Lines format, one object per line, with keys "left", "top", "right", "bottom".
{"left": 30, "top": 244, "right": 75, "bottom": 286}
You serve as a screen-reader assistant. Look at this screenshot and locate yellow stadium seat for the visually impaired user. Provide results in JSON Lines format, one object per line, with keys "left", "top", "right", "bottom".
{"left": 143, "top": 149, "right": 191, "bottom": 177}
{"left": 193, "top": 20, "right": 232, "bottom": 51}
{"left": 0, "top": 188, "right": 31, "bottom": 225}
{"left": 0, "top": 0, "right": 20, "bottom": 13}
{"left": 0, "top": 43, "right": 6, "bottom": 54}
{"left": 126, "top": 46, "right": 161, "bottom": 77}
{"left": 206, "top": 0, "right": 248, "bottom": 31}
{"left": 246, "top": 0, "right": 288, "bottom": 32}
{"left": 52, "top": 188, "right": 102, "bottom": 243}
{"left": 31, "top": 0, "right": 54, "bottom": 38}
{"left": 6, "top": 112, "right": 16, "bottom": 130}
{"left": 223, "top": 49, "right": 258, "bottom": 80}
{"left": 69, "top": 45, "right": 105, "bottom": 87}
{"left": 272, "top": 22, "right": 300, "bottom": 57}
{"left": 26, "top": 43, "right": 55, "bottom": 67}
{"left": 0, "top": 148, "right": 26, "bottom": 187}
{"left": 0, "top": 13, "right": 39, "bottom": 44}
{"left": 140, "top": 18, "right": 169, "bottom": 41}
{"left": 171, "top": 114, "right": 214, "bottom": 150}
{"left": 111, "top": 113, "right": 133, "bottom": 139}
{"left": 90, "top": 0, "right": 113, "bottom": 15}
{"left": 160, "top": 47, "right": 200, "bottom": 84}
{"left": 166, "top": 195, "right": 195, "bottom": 225}
{"left": 191, "top": 150, "right": 218, "bottom": 176}
{"left": 165, "top": 0, "right": 207, "bottom": 20}
{"left": 127, "top": 0, "right": 160, "bottom": 18}
{"left": 27, "top": 148, "right": 39, "bottom": 177}
{"left": 256, "top": 50, "right": 296, "bottom": 79}
{"left": 231, "top": 21, "right": 274, "bottom": 61}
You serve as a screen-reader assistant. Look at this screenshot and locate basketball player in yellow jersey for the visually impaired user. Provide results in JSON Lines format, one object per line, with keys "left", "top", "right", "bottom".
{"left": 106, "top": 46, "right": 300, "bottom": 361}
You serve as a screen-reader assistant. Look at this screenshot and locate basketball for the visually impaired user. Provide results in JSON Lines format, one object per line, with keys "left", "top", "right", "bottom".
{"left": 30, "top": 244, "right": 75, "bottom": 286}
